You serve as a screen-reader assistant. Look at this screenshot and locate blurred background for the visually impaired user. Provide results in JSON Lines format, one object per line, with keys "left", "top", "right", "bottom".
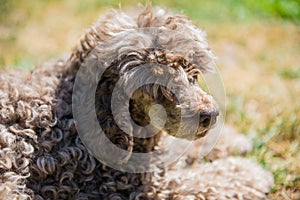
{"left": 0, "top": 0, "right": 299, "bottom": 199}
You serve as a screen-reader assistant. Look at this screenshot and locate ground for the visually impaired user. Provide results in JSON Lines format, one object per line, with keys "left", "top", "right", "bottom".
{"left": 0, "top": 0, "right": 299, "bottom": 199}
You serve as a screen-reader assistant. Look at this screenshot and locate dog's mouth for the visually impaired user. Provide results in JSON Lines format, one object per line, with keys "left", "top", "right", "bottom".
{"left": 164, "top": 114, "right": 218, "bottom": 141}
{"left": 179, "top": 116, "right": 218, "bottom": 140}
{"left": 195, "top": 129, "right": 209, "bottom": 140}
{"left": 171, "top": 128, "right": 209, "bottom": 141}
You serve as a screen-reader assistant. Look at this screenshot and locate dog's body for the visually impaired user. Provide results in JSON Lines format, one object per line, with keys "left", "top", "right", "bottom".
{"left": 0, "top": 5, "right": 273, "bottom": 200}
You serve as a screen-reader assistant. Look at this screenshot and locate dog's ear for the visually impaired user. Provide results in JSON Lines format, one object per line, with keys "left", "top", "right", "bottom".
{"left": 110, "top": 102, "right": 134, "bottom": 164}
{"left": 72, "top": 48, "right": 136, "bottom": 166}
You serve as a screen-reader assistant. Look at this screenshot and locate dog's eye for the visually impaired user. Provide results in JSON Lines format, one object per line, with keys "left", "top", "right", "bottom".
{"left": 188, "top": 76, "right": 196, "bottom": 84}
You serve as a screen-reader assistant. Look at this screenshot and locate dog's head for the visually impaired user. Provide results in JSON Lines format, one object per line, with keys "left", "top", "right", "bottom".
{"left": 118, "top": 48, "right": 219, "bottom": 141}
{"left": 71, "top": 5, "right": 219, "bottom": 145}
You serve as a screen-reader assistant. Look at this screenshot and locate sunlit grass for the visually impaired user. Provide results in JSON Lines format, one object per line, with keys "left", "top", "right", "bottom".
{"left": 280, "top": 68, "right": 300, "bottom": 80}
{"left": 0, "top": 0, "right": 299, "bottom": 198}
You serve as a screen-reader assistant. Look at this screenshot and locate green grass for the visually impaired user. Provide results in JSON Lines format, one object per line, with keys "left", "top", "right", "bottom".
{"left": 280, "top": 68, "right": 300, "bottom": 80}
{"left": 0, "top": 0, "right": 299, "bottom": 198}
{"left": 226, "top": 92, "right": 300, "bottom": 197}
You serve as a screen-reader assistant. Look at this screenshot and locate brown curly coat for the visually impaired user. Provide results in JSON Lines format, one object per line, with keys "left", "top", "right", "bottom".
{"left": 0, "top": 5, "right": 273, "bottom": 200}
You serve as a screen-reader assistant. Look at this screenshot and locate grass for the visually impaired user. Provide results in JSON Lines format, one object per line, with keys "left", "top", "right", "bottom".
{"left": 0, "top": 0, "right": 299, "bottom": 199}
{"left": 280, "top": 68, "right": 300, "bottom": 80}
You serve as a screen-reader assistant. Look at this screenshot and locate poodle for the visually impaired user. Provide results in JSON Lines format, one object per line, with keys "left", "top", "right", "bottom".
{"left": 0, "top": 5, "right": 273, "bottom": 200}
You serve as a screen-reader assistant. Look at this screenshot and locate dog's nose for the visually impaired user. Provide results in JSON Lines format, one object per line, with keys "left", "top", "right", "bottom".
{"left": 199, "top": 109, "right": 219, "bottom": 128}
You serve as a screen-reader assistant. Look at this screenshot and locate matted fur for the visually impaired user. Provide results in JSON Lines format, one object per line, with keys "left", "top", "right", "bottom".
{"left": 0, "top": 5, "right": 273, "bottom": 200}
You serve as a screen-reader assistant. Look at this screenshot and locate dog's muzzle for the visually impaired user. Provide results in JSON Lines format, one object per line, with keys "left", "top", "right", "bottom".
{"left": 194, "top": 108, "right": 219, "bottom": 139}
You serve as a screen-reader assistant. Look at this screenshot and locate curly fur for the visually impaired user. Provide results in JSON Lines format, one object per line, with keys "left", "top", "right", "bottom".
{"left": 0, "top": 5, "right": 273, "bottom": 200}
